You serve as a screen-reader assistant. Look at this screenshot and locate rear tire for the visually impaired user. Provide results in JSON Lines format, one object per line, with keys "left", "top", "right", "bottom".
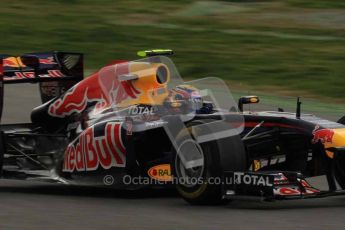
{"left": 172, "top": 120, "right": 246, "bottom": 205}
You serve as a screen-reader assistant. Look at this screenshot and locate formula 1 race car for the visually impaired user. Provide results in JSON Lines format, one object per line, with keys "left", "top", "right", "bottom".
{"left": 0, "top": 50, "right": 345, "bottom": 205}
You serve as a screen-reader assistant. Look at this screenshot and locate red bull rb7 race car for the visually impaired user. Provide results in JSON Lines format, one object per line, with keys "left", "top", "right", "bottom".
{"left": 0, "top": 50, "right": 345, "bottom": 205}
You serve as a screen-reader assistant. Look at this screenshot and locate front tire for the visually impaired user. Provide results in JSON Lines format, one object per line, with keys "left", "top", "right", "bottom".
{"left": 172, "top": 120, "right": 246, "bottom": 205}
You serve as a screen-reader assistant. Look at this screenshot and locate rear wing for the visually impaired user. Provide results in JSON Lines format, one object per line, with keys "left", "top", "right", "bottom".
{"left": 1, "top": 51, "right": 83, "bottom": 84}
{"left": 0, "top": 51, "right": 84, "bottom": 106}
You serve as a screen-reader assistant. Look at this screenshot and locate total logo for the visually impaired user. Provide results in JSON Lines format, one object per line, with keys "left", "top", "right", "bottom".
{"left": 128, "top": 105, "right": 155, "bottom": 115}
{"left": 232, "top": 172, "right": 273, "bottom": 187}
{"left": 147, "top": 164, "right": 172, "bottom": 181}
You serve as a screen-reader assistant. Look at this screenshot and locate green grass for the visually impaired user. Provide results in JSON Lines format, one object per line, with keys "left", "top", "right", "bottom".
{"left": 0, "top": 0, "right": 344, "bottom": 102}
{"left": 285, "top": 0, "right": 345, "bottom": 8}
{"left": 224, "top": 0, "right": 345, "bottom": 8}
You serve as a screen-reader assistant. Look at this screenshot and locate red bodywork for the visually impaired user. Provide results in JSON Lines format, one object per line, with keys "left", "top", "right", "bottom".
{"left": 48, "top": 62, "right": 140, "bottom": 118}
{"left": 312, "top": 128, "right": 335, "bottom": 144}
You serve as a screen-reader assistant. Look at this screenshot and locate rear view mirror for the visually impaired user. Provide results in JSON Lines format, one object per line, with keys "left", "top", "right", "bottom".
{"left": 238, "top": 96, "right": 259, "bottom": 112}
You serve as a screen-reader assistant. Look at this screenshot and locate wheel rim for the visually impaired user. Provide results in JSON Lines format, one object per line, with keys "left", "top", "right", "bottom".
{"left": 175, "top": 139, "right": 204, "bottom": 188}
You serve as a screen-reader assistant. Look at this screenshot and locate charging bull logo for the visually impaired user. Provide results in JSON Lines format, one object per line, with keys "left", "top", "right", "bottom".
{"left": 312, "top": 126, "right": 335, "bottom": 144}
{"left": 3, "top": 58, "right": 21, "bottom": 68}
{"left": 3, "top": 59, "right": 17, "bottom": 67}
{"left": 3, "top": 56, "right": 56, "bottom": 68}
{"left": 63, "top": 122, "right": 125, "bottom": 172}
{"left": 48, "top": 63, "right": 141, "bottom": 118}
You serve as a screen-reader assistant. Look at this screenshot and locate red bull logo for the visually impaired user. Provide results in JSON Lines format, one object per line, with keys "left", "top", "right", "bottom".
{"left": 48, "top": 63, "right": 141, "bottom": 118}
{"left": 14, "top": 72, "right": 35, "bottom": 79}
{"left": 312, "top": 126, "right": 335, "bottom": 144}
{"left": 3, "top": 58, "right": 20, "bottom": 67}
{"left": 63, "top": 122, "right": 125, "bottom": 172}
{"left": 39, "top": 57, "right": 57, "bottom": 65}
{"left": 3, "top": 56, "right": 56, "bottom": 67}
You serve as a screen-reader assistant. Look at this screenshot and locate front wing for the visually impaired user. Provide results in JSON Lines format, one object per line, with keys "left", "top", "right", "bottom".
{"left": 223, "top": 171, "right": 345, "bottom": 201}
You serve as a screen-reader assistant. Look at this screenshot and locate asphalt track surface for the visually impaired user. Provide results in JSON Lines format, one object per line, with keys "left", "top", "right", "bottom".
{"left": 1, "top": 84, "right": 345, "bottom": 230}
